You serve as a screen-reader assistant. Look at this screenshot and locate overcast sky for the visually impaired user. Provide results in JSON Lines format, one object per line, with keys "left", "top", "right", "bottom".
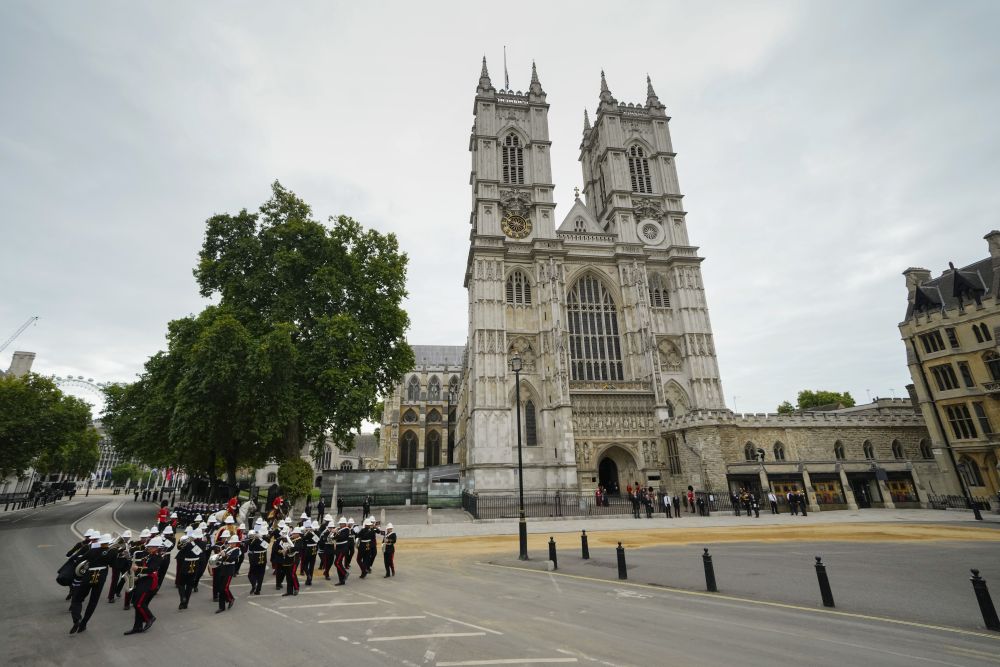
{"left": 3, "top": 1, "right": 1000, "bottom": 417}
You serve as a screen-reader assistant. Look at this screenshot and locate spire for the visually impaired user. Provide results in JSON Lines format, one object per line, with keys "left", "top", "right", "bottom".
{"left": 583, "top": 108, "right": 591, "bottom": 131}
{"left": 528, "top": 60, "right": 544, "bottom": 96}
{"left": 598, "top": 70, "right": 616, "bottom": 108}
{"left": 477, "top": 56, "right": 495, "bottom": 95}
{"left": 646, "top": 74, "right": 663, "bottom": 108}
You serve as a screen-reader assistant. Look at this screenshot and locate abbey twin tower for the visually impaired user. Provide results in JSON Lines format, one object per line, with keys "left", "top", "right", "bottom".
{"left": 378, "top": 59, "right": 950, "bottom": 510}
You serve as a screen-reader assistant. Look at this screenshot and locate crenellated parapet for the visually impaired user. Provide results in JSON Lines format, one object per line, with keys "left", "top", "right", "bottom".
{"left": 661, "top": 408, "right": 926, "bottom": 431}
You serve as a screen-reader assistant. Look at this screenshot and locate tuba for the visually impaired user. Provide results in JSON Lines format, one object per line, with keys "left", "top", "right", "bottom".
{"left": 74, "top": 558, "right": 89, "bottom": 578}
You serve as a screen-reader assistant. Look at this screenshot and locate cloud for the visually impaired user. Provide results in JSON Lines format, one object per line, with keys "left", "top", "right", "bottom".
{"left": 2, "top": 0, "right": 999, "bottom": 419}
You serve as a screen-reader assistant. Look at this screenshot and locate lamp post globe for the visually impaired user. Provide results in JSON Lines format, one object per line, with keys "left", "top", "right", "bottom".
{"left": 509, "top": 354, "right": 528, "bottom": 560}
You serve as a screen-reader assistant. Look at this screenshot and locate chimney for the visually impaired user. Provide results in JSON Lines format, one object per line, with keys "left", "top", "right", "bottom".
{"left": 902, "top": 267, "right": 931, "bottom": 303}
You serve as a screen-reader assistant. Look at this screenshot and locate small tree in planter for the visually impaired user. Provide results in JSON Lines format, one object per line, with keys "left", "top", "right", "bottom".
{"left": 278, "top": 458, "right": 313, "bottom": 511}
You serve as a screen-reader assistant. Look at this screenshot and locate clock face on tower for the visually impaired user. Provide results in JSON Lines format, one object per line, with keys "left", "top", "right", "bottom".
{"left": 501, "top": 214, "right": 532, "bottom": 239}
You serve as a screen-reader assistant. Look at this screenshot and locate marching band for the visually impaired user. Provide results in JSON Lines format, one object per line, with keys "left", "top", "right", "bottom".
{"left": 59, "top": 503, "right": 400, "bottom": 637}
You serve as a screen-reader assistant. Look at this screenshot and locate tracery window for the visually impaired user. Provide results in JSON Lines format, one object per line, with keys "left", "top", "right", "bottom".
{"left": 399, "top": 431, "right": 418, "bottom": 470}
{"left": 648, "top": 272, "right": 670, "bottom": 308}
{"left": 744, "top": 442, "right": 756, "bottom": 462}
{"left": 339, "top": 461, "right": 353, "bottom": 471}
{"left": 406, "top": 376, "right": 420, "bottom": 401}
{"left": 502, "top": 133, "right": 524, "bottom": 185}
{"left": 567, "top": 275, "right": 623, "bottom": 381}
{"left": 506, "top": 271, "right": 532, "bottom": 305}
{"left": 428, "top": 376, "right": 441, "bottom": 401}
{"left": 984, "top": 351, "right": 1000, "bottom": 382}
{"left": 425, "top": 431, "right": 441, "bottom": 467}
{"left": 427, "top": 409, "right": 441, "bottom": 423}
{"left": 959, "top": 456, "right": 984, "bottom": 487}
{"left": 773, "top": 442, "right": 786, "bottom": 461}
{"left": 627, "top": 145, "right": 652, "bottom": 194}
{"left": 402, "top": 409, "right": 417, "bottom": 423}
{"left": 525, "top": 400, "right": 537, "bottom": 446}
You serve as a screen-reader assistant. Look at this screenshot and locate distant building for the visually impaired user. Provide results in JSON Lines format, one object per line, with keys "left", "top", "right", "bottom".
{"left": 378, "top": 345, "right": 463, "bottom": 470}
{"left": 899, "top": 232, "right": 1000, "bottom": 497}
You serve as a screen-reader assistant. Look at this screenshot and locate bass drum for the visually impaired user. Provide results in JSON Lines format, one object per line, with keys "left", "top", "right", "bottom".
{"left": 56, "top": 557, "right": 78, "bottom": 587}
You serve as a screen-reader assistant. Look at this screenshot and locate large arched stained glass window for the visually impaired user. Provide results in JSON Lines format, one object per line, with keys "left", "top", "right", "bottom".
{"left": 567, "top": 275, "right": 624, "bottom": 382}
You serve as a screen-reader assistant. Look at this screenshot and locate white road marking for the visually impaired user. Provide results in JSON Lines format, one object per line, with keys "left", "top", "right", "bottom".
{"left": 259, "top": 589, "right": 344, "bottom": 597}
{"left": 368, "top": 632, "right": 486, "bottom": 642}
{"left": 70, "top": 503, "right": 107, "bottom": 539}
{"left": 354, "top": 590, "right": 396, "bottom": 605}
{"left": 318, "top": 615, "right": 426, "bottom": 624}
{"left": 247, "top": 600, "right": 303, "bottom": 624}
{"left": 278, "top": 600, "right": 377, "bottom": 610}
{"left": 423, "top": 611, "right": 503, "bottom": 636}
{"left": 339, "top": 636, "right": 350, "bottom": 642}
{"left": 436, "top": 660, "right": 578, "bottom": 666}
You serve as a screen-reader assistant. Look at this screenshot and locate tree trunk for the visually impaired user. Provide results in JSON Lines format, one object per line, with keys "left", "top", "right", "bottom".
{"left": 283, "top": 419, "right": 303, "bottom": 460}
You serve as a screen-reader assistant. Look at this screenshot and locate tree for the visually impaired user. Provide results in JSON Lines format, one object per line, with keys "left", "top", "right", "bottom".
{"left": 111, "top": 463, "right": 143, "bottom": 486}
{"left": 278, "top": 458, "right": 313, "bottom": 504}
{"left": 0, "top": 374, "right": 96, "bottom": 479}
{"left": 103, "top": 181, "right": 413, "bottom": 487}
{"left": 776, "top": 390, "right": 856, "bottom": 413}
{"left": 194, "top": 181, "right": 414, "bottom": 460}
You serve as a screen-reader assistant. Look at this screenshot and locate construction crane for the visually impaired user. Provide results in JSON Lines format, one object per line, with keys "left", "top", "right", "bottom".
{"left": 0, "top": 316, "right": 39, "bottom": 355}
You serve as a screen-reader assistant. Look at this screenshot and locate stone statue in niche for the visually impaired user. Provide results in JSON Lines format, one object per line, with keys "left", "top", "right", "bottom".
{"left": 507, "top": 336, "right": 537, "bottom": 372}
{"left": 658, "top": 339, "right": 682, "bottom": 371}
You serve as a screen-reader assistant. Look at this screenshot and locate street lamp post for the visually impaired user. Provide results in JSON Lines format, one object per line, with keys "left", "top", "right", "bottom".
{"left": 510, "top": 354, "right": 528, "bottom": 560}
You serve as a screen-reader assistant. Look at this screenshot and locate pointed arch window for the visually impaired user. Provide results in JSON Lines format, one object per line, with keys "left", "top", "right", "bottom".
{"left": 406, "top": 376, "right": 420, "bottom": 401}
{"left": 834, "top": 441, "right": 845, "bottom": 461}
{"left": 891, "top": 440, "right": 904, "bottom": 460}
{"left": 863, "top": 440, "right": 875, "bottom": 460}
{"left": 744, "top": 442, "right": 756, "bottom": 462}
{"left": 648, "top": 273, "right": 670, "bottom": 308}
{"left": 627, "top": 145, "right": 652, "bottom": 194}
{"left": 958, "top": 456, "right": 984, "bottom": 487}
{"left": 981, "top": 323, "right": 992, "bottom": 342}
{"left": 919, "top": 439, "right": 933, "bottom": 460}
{"left": 502, "top": 133, "right": 524, "bottom": 185}
{"left": 506, "top": 271, "right": 532, "bottom": 305}
{"left": 399, "top": 431, "right": 418, "bottom": 470}
{"left": 428, "top": 376, "right": 441, "bottom": 401}
{"left": 525, "top": 400, "right": 537, "bottom": 446}
{"left": 567, "top": 275, "right": 624, "bottom": 381}
{"left": 448, "top": 375, "right": 459, "bottom": 399}
{"left": 425, "top": 431, "right": 441, "bottom": 467}
{"left": 773, "top": 442, "right": 786, "bottom": 461}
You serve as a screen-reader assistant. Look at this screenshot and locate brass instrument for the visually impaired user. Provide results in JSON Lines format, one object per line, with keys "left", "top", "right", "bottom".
{"left": 74, "top": 558, "right": 89, "bottom": 578}
{"left": 123, "top": 551, "right": 142, "bottom": 592}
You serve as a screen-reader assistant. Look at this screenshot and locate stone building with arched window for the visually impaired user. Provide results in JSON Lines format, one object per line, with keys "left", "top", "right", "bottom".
{"left": 374, "top": 62, "right": 950, "bottom": 512}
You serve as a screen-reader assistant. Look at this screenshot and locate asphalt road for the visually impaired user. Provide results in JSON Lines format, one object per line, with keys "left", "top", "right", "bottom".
{"left": 2, "top": 496, "right": 999, "bottom": 667}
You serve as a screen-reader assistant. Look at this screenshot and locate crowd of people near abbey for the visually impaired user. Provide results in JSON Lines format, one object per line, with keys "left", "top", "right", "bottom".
{"left": 58, "top": 495, "right": 398, "bottom": 637}
{"left": 597, "top": 482, "right": 813, "bottom": 519}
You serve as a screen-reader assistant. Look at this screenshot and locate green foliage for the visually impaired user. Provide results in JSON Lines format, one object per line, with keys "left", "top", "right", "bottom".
{"left": 0, "top": 374, "right": 95, "bottom": 478}
{"left": 103, "top": 181, "right": 413, "bottom": 485}
{"left": 777, "top": 390, "right": 856, "bottom": 413}
{"left": 111, "top": 463, "right": 143, "bottom": 486}
{"left": 278, "top": 458, "right": 313, "bottom": 503}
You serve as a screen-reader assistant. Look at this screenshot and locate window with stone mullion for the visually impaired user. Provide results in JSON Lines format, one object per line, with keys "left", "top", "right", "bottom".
{"left": 567, "top": 276, "right": 624, "bottom": 382}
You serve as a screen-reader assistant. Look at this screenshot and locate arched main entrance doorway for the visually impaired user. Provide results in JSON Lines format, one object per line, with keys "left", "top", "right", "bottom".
{"left": 599, "top": 458, "right": 619, "bottom": 494}
{"left": 596, "top": 445, "right": 640, "bottom": 495}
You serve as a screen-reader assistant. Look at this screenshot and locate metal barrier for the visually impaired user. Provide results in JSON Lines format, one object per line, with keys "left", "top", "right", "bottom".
{"left": 928, "top": 494, "right": 993, "bottom": 511}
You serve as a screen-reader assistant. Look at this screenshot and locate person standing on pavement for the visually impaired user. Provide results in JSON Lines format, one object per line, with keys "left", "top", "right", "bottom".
{"left": 316, "top": 497, "right": 326, "bottom": 521}
{"left": 768, "top": 490, "right": 779, "bottom": 514}
{"left": 246, "top": 527, "right": 269, "bottom": 595}
{"left": 382, "top": 523, "right": 396, "bottom": 577}
{"left": 362, "top": 496, "right": 371, "bottom": 521}
{"left": 175, "top": 529, "right": 202, "bottom": 610}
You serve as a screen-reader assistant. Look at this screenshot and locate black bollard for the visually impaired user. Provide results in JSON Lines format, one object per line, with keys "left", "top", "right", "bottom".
{"left": 702, "top": 548, "right": 718, "bottom": 592}
{"left": 617, "top": 542, "right": 628, "bottom": 580}
{"left": 581, "top": 530, "right": 590, "bottom": 560}
{"left": 549, "top": 536, "right": 558, "bottom": 570}
{"left": 814, "top": 557, "right": 835, "bottom": 608}
{"left": 970, "top": 569, "right": 1000, "bottom": 631}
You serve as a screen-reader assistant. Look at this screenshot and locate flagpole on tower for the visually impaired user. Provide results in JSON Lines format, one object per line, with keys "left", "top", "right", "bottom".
{"left": 503, "top": 45, "right": 509, "bottom": 90}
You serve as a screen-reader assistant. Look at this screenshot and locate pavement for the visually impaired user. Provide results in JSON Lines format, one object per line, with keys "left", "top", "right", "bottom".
{"left": 3, "top": 496, "right": 1000, "bottom": 666}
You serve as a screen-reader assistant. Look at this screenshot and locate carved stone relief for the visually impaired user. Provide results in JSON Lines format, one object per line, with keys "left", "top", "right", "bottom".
{"left": 657, "top": 338, "right": 683, "bottom": 371}
{"left": 500, "top": 189, "right": 532, "bottom": 217}
{"left": 507, "top": 335, "right": 538, "bottom": 372}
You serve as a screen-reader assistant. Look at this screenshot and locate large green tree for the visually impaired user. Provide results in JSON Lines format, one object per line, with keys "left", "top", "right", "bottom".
{"left": 0, "top": 374, "right": 98, "bottom": 478}
{"left": 195, "top": 181, "right": 413, "bottom": 460}
{"left": 103, "top": 181, "right": 413, "bottom": 484}
{"left": 777, "top": 390, "right": 856, "bottom": 413}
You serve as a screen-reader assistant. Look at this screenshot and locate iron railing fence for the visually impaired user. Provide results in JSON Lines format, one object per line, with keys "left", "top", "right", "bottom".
{"left": 928, "top": 494, "right": 993, "bottom": 511}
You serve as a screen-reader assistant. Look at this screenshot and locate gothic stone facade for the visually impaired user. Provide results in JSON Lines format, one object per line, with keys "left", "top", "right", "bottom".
{"left": 457, "top": 63, "right": 724, "bottom": 493}
{"left": 381, "top": 61, "right": 939, "bottom": 509}
{"left": 898, "top": 232, "right": 1000, "bottom": 497}
{"left": 379, "top": 345, "right": 463, "bottom": 471}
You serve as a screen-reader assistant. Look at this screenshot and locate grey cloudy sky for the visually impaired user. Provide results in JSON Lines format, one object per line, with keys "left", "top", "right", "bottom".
{"left": 3, "top": 1, "right": 999, "bottom": 416}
